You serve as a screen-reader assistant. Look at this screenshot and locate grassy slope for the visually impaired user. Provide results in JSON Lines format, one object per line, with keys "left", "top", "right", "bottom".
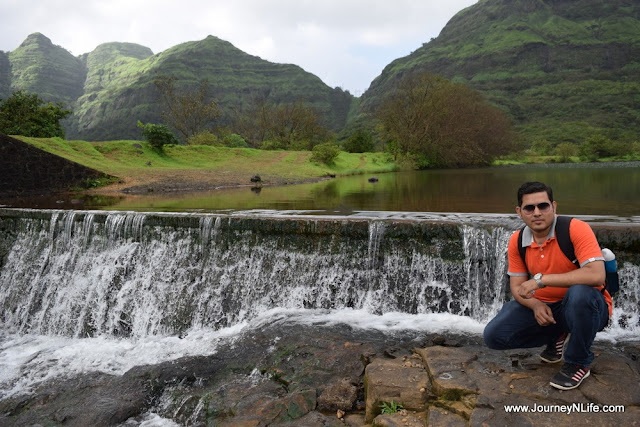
{"left": 17, "top": 137, "right": 397, "bottom": 191}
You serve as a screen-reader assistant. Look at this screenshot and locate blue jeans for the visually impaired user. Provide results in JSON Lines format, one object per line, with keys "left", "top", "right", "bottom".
{"left": 483, "top": 285, "right": 609, "bottom": 366}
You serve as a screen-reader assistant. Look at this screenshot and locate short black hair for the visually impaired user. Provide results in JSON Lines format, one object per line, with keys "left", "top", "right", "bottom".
{"left": 517, "top": 181, "right": 554, "bottom": 206}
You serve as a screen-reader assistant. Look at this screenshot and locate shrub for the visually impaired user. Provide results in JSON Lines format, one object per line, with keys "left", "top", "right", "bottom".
{"left": 289, "top": 139, "right": 312, "bottom": 151}
{"left": 260, "top": 140, "right": 287, "bottom": 150}
{"left": 137, "top": 121, "right": 179, "bottom": 151}
{"left": 310, "top": 142, "right": 340, "bottom": 165}
{"left": 553, "top": 142, "right": 578, "bottom": 162}
{"left": 187, "top": 130, "right": 221, "bottom": 146}
{"left": 578, "top": 134, "right": 619, "bottom": 161}
{"left": 222, "top": 133, "right": 249, "bottom": 148}
{"left": 343, "top": 128, "right": 375, "bottom": 153}
{"left": 530, "top": 139, "right": 552, "bottom": 156}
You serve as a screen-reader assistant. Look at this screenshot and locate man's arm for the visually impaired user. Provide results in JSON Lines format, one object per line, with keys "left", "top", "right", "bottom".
{"left": 518, "top": 260, "right": 605, "bottom": 298}
{"left": 510, "top": 276, "right": 556, "bottom": 326}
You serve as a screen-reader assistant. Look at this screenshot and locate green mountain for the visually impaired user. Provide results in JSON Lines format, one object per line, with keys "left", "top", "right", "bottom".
{"left": 361, "top": 0, "right": 640, "bottom": 145}
{"left": 6, "top": 33, "right": 86, "bottom": 105}
{"left": 5, "top": 0, "right": 639, "bottom": 146}
{"left": 3, "top": 34, "right": 353, "bottom": 141}
{"left": 0, "top": 51, "right": 10, "bottom": 98}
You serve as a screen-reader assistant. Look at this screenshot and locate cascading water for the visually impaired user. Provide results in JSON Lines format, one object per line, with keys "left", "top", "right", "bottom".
{"left": 0, "top": 208, "right": 639, "bottom": 409}
{"left": 1, "top": 208, "right": 638, "bottom": 340}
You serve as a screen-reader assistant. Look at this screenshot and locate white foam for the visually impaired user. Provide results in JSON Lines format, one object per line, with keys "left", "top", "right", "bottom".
{"left": 1, "top": 307, "right": 638, "bottom": 400}
{"left": 0, "top": 322, "right": 247, "bottom": 399}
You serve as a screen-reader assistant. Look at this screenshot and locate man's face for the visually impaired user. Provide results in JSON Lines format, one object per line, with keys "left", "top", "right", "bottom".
{"left": 516, "top": 191, "right": 557, "bottom": 234}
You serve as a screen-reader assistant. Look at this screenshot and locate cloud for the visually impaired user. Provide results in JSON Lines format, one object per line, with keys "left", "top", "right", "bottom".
{"left": 0, "top": 0, "right": 477, "bottom": 94}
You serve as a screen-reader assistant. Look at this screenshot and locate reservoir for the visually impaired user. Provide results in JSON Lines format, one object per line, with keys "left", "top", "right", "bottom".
{"left": 4, "top": 162, "right": 638, "bottom": 216}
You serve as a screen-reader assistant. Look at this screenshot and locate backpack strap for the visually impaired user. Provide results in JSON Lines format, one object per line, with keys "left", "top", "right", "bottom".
{"left": 555, "top": 216, "right": 579, "bottom": 267}
{"left": 517, "top": 228, "right": 527, "bottom": 270}
{"left": 517, "top": 215, "right": 578, "bottom": 273}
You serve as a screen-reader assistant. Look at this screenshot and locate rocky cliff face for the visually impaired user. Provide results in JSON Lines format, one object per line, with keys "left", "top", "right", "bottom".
{"left": 361, "top": 0, "right": 640, "bottom": 144}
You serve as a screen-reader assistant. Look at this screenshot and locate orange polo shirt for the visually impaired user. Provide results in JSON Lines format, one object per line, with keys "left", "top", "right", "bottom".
{"left": 507, "top": 216, "right": 613, "bottom": 316}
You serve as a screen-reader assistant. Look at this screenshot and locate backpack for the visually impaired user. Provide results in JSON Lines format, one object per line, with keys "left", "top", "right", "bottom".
{"left": 516, "top": 215, "right": 619, "bottom": 296}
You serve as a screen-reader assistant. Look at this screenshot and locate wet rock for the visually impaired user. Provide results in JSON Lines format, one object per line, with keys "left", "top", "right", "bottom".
{"left": 428, "top": 406, "right": 467, "bottom": 426}
{"left": 317, "top": 378, "right": 358, "bottom": 411}
{"left": 343, "top": 412, "right": 367, "bottom": 426}
{"left": 432, "top": 334, "right": 447, "bottom": 346}
{"left": 280, "top": 410, "right": 345, "bottom": 426}
{"left": 1, "top": 324, "right": 638, "bottom": 426}
{"left": 0, "top": 371, "right": 149, "bottom": 426}
{"left": 372, "top": 410, "right": 427, "bottom": 426}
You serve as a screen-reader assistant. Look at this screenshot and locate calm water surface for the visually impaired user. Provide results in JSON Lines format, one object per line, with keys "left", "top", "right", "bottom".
{"left": 3, "top": 162, "right": 639, "bottom": 216}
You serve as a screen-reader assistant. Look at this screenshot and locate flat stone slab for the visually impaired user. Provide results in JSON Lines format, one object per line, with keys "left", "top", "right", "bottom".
{"left": 364, "top": 355, "right": 430, "bottom": 422}
{"left": 416, "top": 344, "right": 640, "bottom": 426}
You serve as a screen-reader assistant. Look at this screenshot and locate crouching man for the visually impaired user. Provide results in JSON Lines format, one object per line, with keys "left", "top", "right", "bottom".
{"left": 484, "top": 181, "right": 612, "bottom": 390}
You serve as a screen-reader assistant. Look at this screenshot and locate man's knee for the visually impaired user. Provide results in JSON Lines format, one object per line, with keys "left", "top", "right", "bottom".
{"left": 483, "top": 320, "right": 506, "bottom": 350}
{"left": 564, "top": 284, "right": 603, "bottom": 309}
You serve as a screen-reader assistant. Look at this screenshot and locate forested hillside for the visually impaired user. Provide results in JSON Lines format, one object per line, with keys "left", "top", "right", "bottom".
{"left": 361, "top": 0, "right": 640, "bottom": 146}
{"left": 0, "top": 33, "right": 353, "bottom": 141}
{"left": 2, "top": 0, "right": 639, "bottom": 148}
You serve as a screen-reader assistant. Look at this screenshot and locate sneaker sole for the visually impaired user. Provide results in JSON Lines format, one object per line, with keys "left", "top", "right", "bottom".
{"left": 550, "top": 369, "right": 590, "bottom": 390}
{"left": 540, "top": 354, "right": 563, "bottom": 364}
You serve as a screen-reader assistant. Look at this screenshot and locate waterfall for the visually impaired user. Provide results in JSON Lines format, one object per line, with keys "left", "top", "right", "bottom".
{"left": 0, "top": 209, "right": 638, "bottom": 339}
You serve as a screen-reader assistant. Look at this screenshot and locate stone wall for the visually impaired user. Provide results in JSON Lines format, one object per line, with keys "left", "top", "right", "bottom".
{"left": 0, "top": 134, "right": 109, "bottom": 197}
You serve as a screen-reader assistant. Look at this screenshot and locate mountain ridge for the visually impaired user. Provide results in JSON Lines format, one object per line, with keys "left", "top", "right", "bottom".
{"left": 2, "top": 0, "right": 640, "bottom": 146}
{"left": 360, "top": 0, "right": 640, "bottom": 144}
{"left": 1, "top": 33, "right": 353, "bottom": 141}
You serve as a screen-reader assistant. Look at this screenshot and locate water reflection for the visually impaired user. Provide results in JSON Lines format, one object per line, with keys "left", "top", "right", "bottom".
{"left": 0, "top": 193, "right": 123, "bottom": 211}
{"left": 2, "top": 162, "right": 639, "bottom": 216}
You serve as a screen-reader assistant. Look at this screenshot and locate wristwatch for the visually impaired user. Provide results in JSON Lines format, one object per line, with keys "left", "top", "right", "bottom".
{"left": 534, "top": 273, "right": 545, "bottom": 288}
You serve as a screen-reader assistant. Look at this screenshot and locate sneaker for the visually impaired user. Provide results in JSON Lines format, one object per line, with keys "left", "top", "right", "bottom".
{"left": 550, "top": 363, "right": 591, "bottom": 390}
{"left": 540, "top": 332, "right": 569, "bottom": 363}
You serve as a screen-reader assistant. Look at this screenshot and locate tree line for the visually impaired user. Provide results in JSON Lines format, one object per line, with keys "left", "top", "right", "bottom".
{"left": 13, "top": 72, "right": 617, "bottom": 168}
{"left": 137, "top": 72, "right": 518, "bottom": 167}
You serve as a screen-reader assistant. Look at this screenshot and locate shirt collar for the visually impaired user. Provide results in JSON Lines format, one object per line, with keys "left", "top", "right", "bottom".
{"left": 521, "top": 215, "right": 557, "bottom": 248}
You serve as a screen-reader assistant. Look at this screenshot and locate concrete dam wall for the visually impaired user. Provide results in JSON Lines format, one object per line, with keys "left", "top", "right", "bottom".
{"left": 0, "top": 208, "right": 638, "bottom": 339}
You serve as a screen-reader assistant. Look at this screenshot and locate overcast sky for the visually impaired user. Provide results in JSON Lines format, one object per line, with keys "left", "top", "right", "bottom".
{"left": 1, "top": 0, "right": 477, "bottom": 95}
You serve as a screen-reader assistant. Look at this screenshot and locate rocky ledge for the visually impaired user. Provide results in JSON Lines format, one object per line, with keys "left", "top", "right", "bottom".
{"left": 1, "top": 323, "right": 638, "bottom": 426}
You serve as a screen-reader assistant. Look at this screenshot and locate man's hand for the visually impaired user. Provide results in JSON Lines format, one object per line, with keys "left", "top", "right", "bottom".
{"left": 532, "top": 301, "right": 556, "bottom": 326}
{"left": 518, "top": 279, "right": 539, "bottom": 299}
{"left": 509, "top": 276, "right": 554, "bottom": 325}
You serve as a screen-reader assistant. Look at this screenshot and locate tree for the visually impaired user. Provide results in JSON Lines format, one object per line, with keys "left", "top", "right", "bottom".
{"left": 154, "top": 76, "right": 221, "bottom": 142}
{"left": 0, "top": 90, "right": 71, "bottom": 138}
{"left": 554, "top": 142, "right": 578, "bottom": 162}
{"left": 234, "top": 96, "right": 329, "bottom": 150}
{"left": 343, "top": 128, "right": 375, "bottom": 153}
{"left": 137, "top": 121, "right": 179, "bottom": 151}
{"left": 375, "top": 72, "right": 514, "bottom": 168}
{"left": 530, "top": 139, "right": 552, "bottom": 156}
{"left": 578, "top": 134, "right": 614, "bottom": 161}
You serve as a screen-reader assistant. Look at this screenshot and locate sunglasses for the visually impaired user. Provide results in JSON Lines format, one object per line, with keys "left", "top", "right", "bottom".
{"left": 521, "top": 202, "right": 552, "bottom": 214}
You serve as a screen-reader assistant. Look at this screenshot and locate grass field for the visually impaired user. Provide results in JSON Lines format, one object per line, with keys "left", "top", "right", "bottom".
{"left": 17, "top": 137, "right": 398, "bottom": 192}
